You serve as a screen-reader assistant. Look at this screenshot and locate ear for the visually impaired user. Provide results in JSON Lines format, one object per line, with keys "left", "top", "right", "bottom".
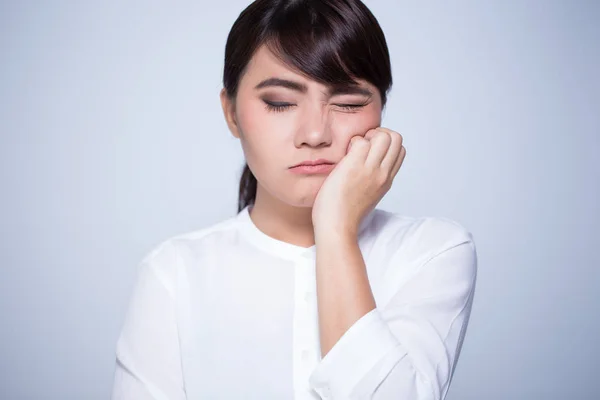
{"left": 220, "top": 88, "right": 241, "bottom": 139}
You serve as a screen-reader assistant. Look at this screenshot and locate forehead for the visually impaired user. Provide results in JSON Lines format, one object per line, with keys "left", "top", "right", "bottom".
{"left": 246, "top": 45, "right": 293, "bottom": 76}
{"left": 242, "top": 44, "right": 374, "bottom": 91}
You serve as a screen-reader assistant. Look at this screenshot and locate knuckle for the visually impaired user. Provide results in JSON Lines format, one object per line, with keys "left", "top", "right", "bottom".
{"left": 376, "top": 172, "right": 388, "bottom": 186}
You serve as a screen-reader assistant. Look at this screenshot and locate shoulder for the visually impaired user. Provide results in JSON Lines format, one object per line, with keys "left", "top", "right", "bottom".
{"left": 134, "top": 213, "right": 240, "bottom": 287}
{"left": 368, "top": 210, "right": 477, "bottom": 307}
{"left": 372, "top": 209, "right": 474, "bottom": 249}
{"left": 370, "top": 209, "right": 477, "bottom": 277}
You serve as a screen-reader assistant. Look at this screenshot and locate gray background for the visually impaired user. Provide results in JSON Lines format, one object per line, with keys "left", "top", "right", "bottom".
{"left": 1, "top": 1, "right": 598, "bottom": 399}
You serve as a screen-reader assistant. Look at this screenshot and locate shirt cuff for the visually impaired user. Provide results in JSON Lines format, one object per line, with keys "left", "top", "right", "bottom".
{"left": 308, "top": 307, "right": 403, "bottom": 399}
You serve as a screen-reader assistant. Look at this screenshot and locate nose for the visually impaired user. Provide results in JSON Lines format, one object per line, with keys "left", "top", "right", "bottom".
{"left": 293, "top": 102, "right": 332, "bottom": 148}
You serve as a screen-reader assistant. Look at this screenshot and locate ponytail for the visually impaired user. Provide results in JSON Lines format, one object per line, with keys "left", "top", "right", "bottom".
{"left": 237, "top": 163, "right": 257, "bottom": 213}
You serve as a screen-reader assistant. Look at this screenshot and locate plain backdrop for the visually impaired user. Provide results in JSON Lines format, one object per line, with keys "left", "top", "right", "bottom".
{"left": 1, "top": 1, "right": 598, "bottom": 399}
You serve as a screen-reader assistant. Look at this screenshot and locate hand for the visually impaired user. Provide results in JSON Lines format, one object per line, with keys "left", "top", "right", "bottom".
{"left": 312, "top": 127, "right": 406, "bottom": 237}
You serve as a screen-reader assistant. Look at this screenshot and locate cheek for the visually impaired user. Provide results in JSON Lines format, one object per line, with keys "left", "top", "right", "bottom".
{"left": 330, "top": 107, "right": 382, "bottom": 142}
{"left": 235, "top": 99, "right": 291, "bottom": 171}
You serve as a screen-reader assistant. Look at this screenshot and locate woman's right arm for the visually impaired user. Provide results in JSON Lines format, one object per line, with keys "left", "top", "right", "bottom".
{"left": 111, "top": 242, "right": 186, "bottom": 400}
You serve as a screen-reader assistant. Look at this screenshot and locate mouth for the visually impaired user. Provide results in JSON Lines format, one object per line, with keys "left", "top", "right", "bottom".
{"left": 289, "top": 163, "right": 335, "bottom": 174}
{"left": 290, "top": 158, "right": 335, "bottom": 168}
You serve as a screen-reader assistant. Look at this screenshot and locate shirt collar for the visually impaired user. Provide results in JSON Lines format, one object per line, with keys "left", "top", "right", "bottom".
{"left": 236, "top": 204, "right": 377, "bottom": 262}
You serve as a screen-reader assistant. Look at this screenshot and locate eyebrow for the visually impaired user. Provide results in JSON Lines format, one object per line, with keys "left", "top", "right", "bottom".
{"left": 254, "top": 77, "right": 373, "bottom": 97}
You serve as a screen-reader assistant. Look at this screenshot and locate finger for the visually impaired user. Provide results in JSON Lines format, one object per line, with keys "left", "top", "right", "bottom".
{"left": 380, "top": 131, "right": 403, "bottom": 172}
{"left": 363, "top": 128, "right": 378, "bottom": 141}
{"left": 391, "top": 145, "right": 406, "bottom": 178}
{"left": 365, "top": 130, "right": 392, "bottom": 168}
{"left": 350, "top": 127, "right": 379, "bottom": 150}
{"left": 347, "top": 136, "right": 370, "bottom": 162}
{"left": 376, "top": 127, "right": 393, "bottom": 134}
{"left": 377, "top": 127, "right": 403, "bottom": 148}
{"left": 346, "top": 135, "right": 362, "bottom": 153}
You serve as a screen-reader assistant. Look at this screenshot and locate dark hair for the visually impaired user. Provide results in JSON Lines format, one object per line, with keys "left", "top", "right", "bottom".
{"left": 222, "top": 0, "right": 393, "bottom": 213}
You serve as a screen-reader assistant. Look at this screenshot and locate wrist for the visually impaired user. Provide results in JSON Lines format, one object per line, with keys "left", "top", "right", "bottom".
{"left": 315, "top": 223, "right": 359, "bottom": 245}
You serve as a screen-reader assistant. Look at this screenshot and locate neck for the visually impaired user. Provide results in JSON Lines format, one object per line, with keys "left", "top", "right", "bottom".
{"left": 249, "top": 185, "right": 316, "bottom": 248}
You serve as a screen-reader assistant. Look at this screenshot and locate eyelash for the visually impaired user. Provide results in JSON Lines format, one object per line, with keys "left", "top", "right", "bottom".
{"left": 263, "top": 101, "right": 365, "bottom": 113}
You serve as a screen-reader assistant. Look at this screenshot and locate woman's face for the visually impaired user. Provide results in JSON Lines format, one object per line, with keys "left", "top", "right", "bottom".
{"left": 221, "top": 44, "right": 382, "bottom": 208}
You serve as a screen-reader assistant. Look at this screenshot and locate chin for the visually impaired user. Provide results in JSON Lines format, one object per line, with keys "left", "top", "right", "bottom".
{"left": 282, "top": 192, "right": 318, "bottom": 208}
{"left": 285, "top": 197, "right": 316, "bottom": 208}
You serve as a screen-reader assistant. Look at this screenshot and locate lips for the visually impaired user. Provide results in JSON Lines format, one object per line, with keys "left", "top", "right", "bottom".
{"left": 291, "top": 158, "right": 335, "bottom": 168}
{"left": 289, "top": 163, "right": 335, "bottom": 174}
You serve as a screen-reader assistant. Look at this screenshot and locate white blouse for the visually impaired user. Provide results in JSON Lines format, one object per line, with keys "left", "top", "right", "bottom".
{"left": 111, "top": 205, "right": 477, "bottom": 400}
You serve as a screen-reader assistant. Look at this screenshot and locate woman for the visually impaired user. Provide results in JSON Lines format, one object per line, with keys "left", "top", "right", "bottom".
{"left": 111, "top": 0, "right": 477, "bottom": 399}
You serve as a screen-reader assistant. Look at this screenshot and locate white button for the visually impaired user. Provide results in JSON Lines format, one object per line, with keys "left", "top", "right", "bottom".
{"left": 304, "top": 291, "right": 311, "bottom": 302}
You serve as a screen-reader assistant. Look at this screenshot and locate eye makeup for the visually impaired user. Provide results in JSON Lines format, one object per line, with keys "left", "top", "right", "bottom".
{"left": 262, "top": 99, "right": 369, "bottom": 113}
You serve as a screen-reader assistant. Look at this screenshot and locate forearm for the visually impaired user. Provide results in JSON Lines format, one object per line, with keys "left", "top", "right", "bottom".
{"left": 308, "top": 224, "right": 478, "bottom": 400}
{"left": 314, "top": 229, "right": 376, "bottom": 358}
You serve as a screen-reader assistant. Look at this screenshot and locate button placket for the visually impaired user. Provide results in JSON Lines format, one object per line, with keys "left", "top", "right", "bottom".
{"left": 296, "top": 257, "right": 318, "bottom": 373}
{"left": 297, "top": 258, "right": 316, "bottom": 300}
{"left": 303, "top": 290, "right": 312, "bottom": 302}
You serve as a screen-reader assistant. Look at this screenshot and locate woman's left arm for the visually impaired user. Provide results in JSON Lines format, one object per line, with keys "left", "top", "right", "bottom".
{"left": 309, "top": 222, "right": 478, "bottom": 400}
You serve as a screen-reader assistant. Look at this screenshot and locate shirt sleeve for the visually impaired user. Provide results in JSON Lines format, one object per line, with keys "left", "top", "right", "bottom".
{"left": 308, "top": 221, "right": 478, "bottom": 400}
{"left": 111, "top": 241, "right": 186, "bottom": 400}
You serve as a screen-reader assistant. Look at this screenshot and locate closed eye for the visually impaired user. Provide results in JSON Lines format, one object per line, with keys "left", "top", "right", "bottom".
{"left": 262, "top": 100, "right": 367, "bottom": 113}
{"left": 263, "top": 100, "right": 295, "bottom": 113}
{"left": 333, "top": 103, "right": 366, "bottom": 112}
